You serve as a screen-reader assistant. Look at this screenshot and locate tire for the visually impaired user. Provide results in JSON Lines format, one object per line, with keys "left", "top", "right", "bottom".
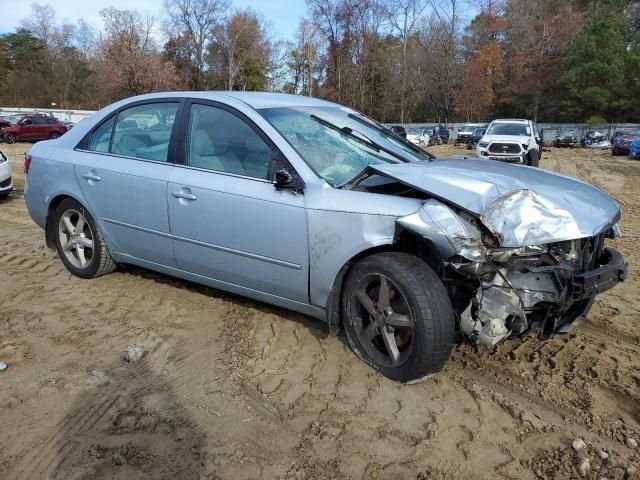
{"left": 341, "top": 252, "right": 455, "bottom": 382}
{"left": 53, "top": 198, "right": 116, "bottom": 279}
{"left": 527, "top": 149, "right": 540, "bottom": 167}
{"left": 49, "top": 132, "right": 61, "bottom": 140}
{"left": 4, "top": 133, "right": 16, "bottom": 144}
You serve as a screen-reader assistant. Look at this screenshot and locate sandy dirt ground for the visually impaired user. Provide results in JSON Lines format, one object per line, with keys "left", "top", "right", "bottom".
{"left": 0, "top": 142, "right": 638, "bottom": 480}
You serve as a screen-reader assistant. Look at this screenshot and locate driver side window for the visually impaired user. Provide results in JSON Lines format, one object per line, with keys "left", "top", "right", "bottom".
{"left": 186, "top": 103, "right": 274, "bottom": 180}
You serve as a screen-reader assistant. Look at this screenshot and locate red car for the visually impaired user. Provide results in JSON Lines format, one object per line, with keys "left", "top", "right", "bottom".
{"left": 1, "top": 114, "right": 67, "bottom": 144}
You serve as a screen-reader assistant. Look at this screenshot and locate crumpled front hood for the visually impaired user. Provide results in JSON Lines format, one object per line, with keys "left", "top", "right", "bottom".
{"left": 369, "top": 157, "right": 621, "bottom": 247}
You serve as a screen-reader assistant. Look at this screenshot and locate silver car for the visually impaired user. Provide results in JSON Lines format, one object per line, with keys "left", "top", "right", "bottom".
{"left": 24, "top": 92, "right": 628, "bottom": 382}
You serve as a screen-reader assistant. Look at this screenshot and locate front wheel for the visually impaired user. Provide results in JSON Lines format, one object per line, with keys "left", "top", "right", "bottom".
{"left": 527, "top": 149, "right": 540, "bottom": 167}
{"left": 342, "top": 252, "right": 455, "bottom": 382}
{"left": 53, "top": 198, "right": 116, "bottom": 279}
{"left": 4, "top": 133, "right": 16, "bottom": 144}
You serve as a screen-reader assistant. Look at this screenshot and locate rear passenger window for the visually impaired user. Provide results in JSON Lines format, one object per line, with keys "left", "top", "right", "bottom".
{"left": 186, "top": 103, "right": 274, "bottom": 179}
{"left": 110, "top": 103, "right": 178, "bottom": 162}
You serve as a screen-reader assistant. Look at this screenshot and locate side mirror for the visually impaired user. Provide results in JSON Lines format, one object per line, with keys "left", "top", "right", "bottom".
{"left": 274, "top": 168, "right": 293, "bottom": 187}
{"left": 271, "top": 154, "right": 304, "bottom": 192}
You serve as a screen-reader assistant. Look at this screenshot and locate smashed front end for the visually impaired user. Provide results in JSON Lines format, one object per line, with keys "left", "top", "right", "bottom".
{"left": 397, "top": 190, "right": 628, "bottom": 347}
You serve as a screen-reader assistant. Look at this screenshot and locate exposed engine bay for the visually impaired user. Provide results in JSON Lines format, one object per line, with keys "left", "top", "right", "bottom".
{"left": 350, "top": 169, "right": 628, "bottom": 347}
{"left": 457, "top": 235, "right": 627, "bottom": 346}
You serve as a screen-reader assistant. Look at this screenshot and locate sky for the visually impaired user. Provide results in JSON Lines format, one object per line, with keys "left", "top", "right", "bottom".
{"left": 0, "top": 0, "right": 308, "bottom": 40}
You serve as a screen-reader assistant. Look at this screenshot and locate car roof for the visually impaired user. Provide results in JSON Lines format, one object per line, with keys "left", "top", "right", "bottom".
{"left": 122, "top": 91, "right": 340, "bottom": 110}
{"left": 492, "top": 119, "right": 530, "bottom": 124}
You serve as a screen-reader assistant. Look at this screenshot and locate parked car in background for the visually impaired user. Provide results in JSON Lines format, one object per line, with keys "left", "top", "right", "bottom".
{"left": 553, "top": 129, "right": 579, "bottom": 148}
{"left": 406, "top": 128, "right": 430, "bottom": 148}
{"left": 2, "top": 114, "right": 68, "bottom": 144}
{"left": 455, "top": 123, "right": 485, "bottom": 145}
{"left": 476, "top": 119, "right": 542, "bottom": 166}
{"left": 466, "top": 127, "right": 487, "bottom": 150}
{"left": 611, "top": 132, "right": 639, "bottom": 156}
{"left": 0, "top": 149, "right": 12, "bottom": 199}
{"left": 630, "top": 137, "right": 640, "bottom": 158}
{"left": 23, "top": 92, "right": 628, "bottom": 382}
{"left": 0, "top": 115, "right": 19, "bottom": 128}
{"left": 581, "top": 130, "right": 611, "bottom": 148}
{"left": 388, "top": 125, "right": 407, "bottom": 138}
{"left": 428, "top": 124, "right": 449, "bottom": 144}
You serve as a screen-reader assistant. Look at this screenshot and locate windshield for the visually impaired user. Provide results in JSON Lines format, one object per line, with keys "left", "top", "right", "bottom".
{"left": 487, "top": 122, "right": 530, "bottom": 136}
{"left": 259, "top": 106, "right": 432, "bottom": 187}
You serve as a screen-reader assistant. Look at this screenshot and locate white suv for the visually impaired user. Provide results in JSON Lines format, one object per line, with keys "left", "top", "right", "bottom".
{"left": 0, "top": 149, "right": 12, "bottom": 199}
{"left": 476, "top": 119, "right": 542, "bottom": 167}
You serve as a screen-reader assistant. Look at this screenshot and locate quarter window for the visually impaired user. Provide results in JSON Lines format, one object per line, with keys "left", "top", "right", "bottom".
{"left": 186, "top": 103, "right": 274, "bottom": 179}
{"left": 88, "top": 116, "right": 115, "bottom": 153}
{"left": 109, "top": 103, "right": 178, "bottom": 162}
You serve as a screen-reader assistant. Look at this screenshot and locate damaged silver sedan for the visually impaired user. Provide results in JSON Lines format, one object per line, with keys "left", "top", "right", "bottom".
{"left": 24, "top": 92, "right": 628, "bottom": 382}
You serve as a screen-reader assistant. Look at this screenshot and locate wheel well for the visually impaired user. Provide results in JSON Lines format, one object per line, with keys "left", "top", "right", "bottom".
{"left": 45, "top": 195, "right": 79, "bottom": 248}
{"left": 324, "top": 229, "right": 440, "bottom": 331}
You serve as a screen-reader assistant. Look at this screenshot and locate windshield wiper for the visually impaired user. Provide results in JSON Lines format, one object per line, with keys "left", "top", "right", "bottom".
{"left": 310, "top": 114, "right": 410, "bottom": 164}
{"left": 347, "top": 113, "right": 436, "bottom": 160}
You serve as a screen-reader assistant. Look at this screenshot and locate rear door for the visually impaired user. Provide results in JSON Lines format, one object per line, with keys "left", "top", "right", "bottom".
{"left": 167, "top": 100, "right": 309, "bottom": 303}
{"left": 74, "top": 100, "right": 183, "bottom": 267}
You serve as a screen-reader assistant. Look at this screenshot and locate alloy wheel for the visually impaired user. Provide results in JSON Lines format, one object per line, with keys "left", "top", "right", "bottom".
{"left": 350, "top": 273, "right": 414, "bottom": 367}
{"left": 58, "top": 209, "right": 95, "bottom": 269}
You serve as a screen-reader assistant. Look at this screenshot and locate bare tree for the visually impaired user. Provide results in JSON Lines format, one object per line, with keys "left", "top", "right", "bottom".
{"left": 385, "top": 0, "right": 428, "bottom": 122}
{"left": 164, "top": 0, "right": 230, "bottom": 89}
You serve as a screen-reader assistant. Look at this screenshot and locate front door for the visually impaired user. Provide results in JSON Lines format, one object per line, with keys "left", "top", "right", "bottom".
{"left": 168, "top": 101, "right": 309, "bottom": 303}
{"left": 74, "top": 101, "right": 181, "bottom": 267}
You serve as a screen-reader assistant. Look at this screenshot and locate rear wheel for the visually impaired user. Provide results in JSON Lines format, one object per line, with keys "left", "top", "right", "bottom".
{"left": 49, "top": 132, "right": 61, "bottom": 140}
{"left": 342, "top": 252, "right": 455, "bottom": 382}
{"left": 4, "top": 133, "right": 16, "bottom": 144}
{"left": 53, "top": 199, "right": 116, "bottom": 279}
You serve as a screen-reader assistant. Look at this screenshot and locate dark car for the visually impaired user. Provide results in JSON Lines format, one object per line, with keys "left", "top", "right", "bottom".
{"left": 389, "top": 125, "right": 407, "bottom": 139}
{"left": 467, "top": 127, "right": 487, "bottom": 150}
{"left": 554, "top": 129, "right": 579, "bottom": 148}
{"left": 611, "top": 132, "right": 639, "bottom": 156}
{"left": 2, "top": 114, "right": 68, "bottom": 144}
{"left": 430, "top": 124, "right": 449, "bottom": 144}
{"left": 581, "top": 130, "right": 610, "bottom": 148}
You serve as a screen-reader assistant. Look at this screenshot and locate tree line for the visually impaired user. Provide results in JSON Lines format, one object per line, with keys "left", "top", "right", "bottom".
{"left": 0, "top": 0, "right": 638, "bottom": 123}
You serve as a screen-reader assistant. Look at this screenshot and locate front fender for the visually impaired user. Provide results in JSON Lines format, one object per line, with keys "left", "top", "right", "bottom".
{"left": 308, "top": 209, "right": 397, "bottom": 309}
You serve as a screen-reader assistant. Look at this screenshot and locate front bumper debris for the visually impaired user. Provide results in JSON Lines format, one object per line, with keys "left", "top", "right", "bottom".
{"left": 460, "top": 246, "right": 628, "bottom": 347}
{"left": 571, "top": 247, "right": 628, "bottom": 300}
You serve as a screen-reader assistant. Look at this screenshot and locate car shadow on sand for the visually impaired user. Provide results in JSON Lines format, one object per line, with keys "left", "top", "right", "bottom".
{"left": 121, "top": 264, "right": 335, "bottom": 343}
{"left": 23, "top": 357, "right": 208, "bottom": 480}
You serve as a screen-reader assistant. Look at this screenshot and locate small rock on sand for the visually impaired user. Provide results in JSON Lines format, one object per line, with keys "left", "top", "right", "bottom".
{"left": 576, "top": 457, "right": 590, "bottom": 477}
{"left": 625, "top": 437, "right": 638, "bottom": 449}
{"left": 572, "top": 438, "right": 587, "bottom": 452}
{"left": 0, "top": 361, "right": 7, "bottom": 371}
{"left": 598, "top": 450, "right": 609, "bottom": 460}
{"left": 124, "top": 344, "right": 145, "bottom": 363}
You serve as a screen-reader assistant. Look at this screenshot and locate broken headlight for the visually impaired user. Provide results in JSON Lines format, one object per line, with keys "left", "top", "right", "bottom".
{"left": 450, "top": 259, "right": 494, "bottom": 278}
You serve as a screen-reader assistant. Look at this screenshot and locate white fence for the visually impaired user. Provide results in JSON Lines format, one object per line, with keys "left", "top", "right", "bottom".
{"left": 0, "top": 107, "right": 96, "bottom": 124}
